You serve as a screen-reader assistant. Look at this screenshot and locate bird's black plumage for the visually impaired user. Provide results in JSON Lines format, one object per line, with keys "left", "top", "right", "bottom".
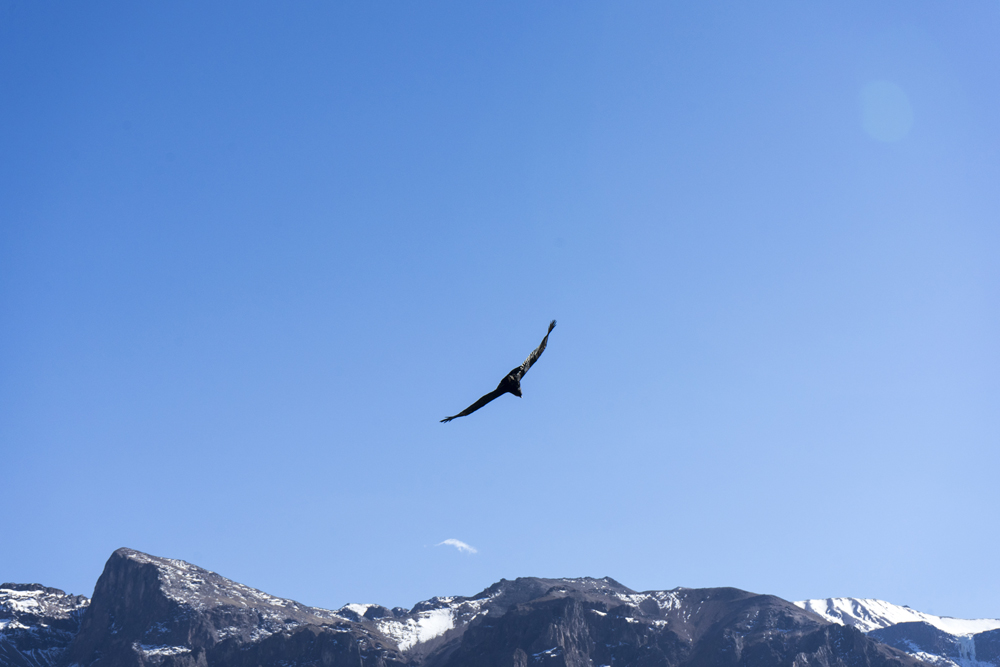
{"left": 441, "top": 320, "right": 556, "bottom": 423}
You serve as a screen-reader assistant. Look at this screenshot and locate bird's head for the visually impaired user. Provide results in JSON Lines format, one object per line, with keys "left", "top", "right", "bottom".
{"left": 512, "top": 386, "right": 522, "bottom": 397}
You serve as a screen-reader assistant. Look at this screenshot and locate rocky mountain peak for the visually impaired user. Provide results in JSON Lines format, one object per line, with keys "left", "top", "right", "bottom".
{"left": 61, "top": 548, "right": 403, "bottom": 667}
{"left": 0, "top": 581, "right": 89, "bottom": 667}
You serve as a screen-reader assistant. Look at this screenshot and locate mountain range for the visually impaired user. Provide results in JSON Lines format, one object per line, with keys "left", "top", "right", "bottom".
{"left": 2, "top": 548, "right": 997, "bottom": 667}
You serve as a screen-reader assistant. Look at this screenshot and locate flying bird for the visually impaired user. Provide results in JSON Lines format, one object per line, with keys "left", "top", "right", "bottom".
{"left": 441, "top": 320, "right": 556, "bottom": 423}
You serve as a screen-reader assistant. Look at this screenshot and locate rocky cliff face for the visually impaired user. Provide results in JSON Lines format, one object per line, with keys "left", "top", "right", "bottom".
{"left": 60, "top": 549, "right": 403, "bottom": 667}
{"left": 0, "top": 549, "right": 951, "bottom": 667}
{"left": 0, "top": 583, "right": 89, "bottom": 667}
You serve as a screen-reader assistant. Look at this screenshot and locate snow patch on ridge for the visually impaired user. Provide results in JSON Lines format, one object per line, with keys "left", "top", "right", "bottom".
{"left": 613, "top": 590, "right": 682, "bottom": 612}
{"left": 3, "top": 590, "right": 43, "bottom": 613}
{"left": 377, "top": 608, "right": 455, "bottom": 652}
{"left": 136, "top": 643, "right": 192, "bottom": 657}
{"left": 342, "top": 603, "right": 378, "bottom": 618}
{"left": 795, "top": 598, "right": 1000, "bottom": 636}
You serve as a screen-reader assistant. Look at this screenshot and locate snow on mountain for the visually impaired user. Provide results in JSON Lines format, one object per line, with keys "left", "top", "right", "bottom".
{"left": 0, "top": 583, "right": 89, "bottom": 667}
{"left": 377, "top": 606, "right": 457, "bottom": 651}
{"left": 363, "top": 592, "right": 498, "bottom": 653}
{"left": 795, "top": 598, "right": 1000, "bottom": 636}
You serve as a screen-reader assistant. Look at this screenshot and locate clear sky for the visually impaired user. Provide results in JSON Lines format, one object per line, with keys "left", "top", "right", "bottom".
{"left": 2, "top": 2, "right": 998, "bottom": 620}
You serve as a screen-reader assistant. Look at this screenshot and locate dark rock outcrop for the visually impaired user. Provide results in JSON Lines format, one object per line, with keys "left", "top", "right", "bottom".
{"left": 870, "top": 622, "right": 964, "bottom": 664}
{"left": 976, "top": 628, "right": 1000, "bottom": 666}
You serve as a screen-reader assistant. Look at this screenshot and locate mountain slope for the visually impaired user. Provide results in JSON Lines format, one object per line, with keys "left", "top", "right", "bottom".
{"left": 795, "top": 598, "right": 1000, "bottom": 667}
{"left": 0, "top": 583, "right": 89, "bottom": 667}
{"left": 795, "top": 599, "right": 1000, "bottom": 636}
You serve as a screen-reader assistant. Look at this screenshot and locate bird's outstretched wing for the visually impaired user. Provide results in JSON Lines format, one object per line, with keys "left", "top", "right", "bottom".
{"left": 511, "top": 320, "right": 556, "bottom": 382}
{"left": 441, "top": 388, "right": 506, "bottom": 423}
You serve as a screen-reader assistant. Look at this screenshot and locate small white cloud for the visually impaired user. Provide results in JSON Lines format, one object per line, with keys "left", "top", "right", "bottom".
{"left": 436, "top": 538, "right": 478, "bottom": 555}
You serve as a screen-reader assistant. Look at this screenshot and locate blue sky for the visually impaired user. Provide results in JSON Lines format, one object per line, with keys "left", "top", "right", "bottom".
{"left": 2, "top": 2, "right": 998, "bottom": 619}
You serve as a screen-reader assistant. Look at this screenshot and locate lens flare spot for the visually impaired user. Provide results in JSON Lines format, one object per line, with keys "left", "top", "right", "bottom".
{"left": 860, "top": 81, "right": 914, "bottom": 142}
